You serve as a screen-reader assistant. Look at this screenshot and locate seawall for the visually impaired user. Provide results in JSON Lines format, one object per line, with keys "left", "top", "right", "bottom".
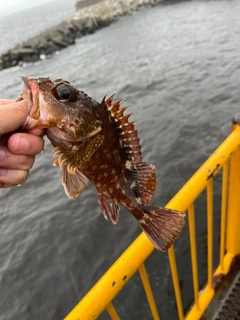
{"left": 0, "top": 0, "right": 165, "bottom": 70}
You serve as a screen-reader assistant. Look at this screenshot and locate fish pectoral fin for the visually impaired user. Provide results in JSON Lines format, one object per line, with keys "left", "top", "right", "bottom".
{"left": 53, "top": 135, "right": 104, "bottom": 172}
{"left": 78, "top": 134, "right": 104, "bottom": 164}
{"left": 130, "top": 162, "right": 156, "bottom": 205}
{"left": 62, "top": 166, "right": 88, "bottom": 200}
{"left": 98, "top": 193, "right": 120, "bottom": 225}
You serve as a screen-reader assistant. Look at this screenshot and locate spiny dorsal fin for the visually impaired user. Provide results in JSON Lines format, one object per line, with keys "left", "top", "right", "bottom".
{"left": 102, "top": 96, "right": 142, "bottom": 164}
{"left": 102, "top": 95, "right": 156, "bottom": 204}
{"left": 105, "top": 94, "right": 116, "bottom": 107}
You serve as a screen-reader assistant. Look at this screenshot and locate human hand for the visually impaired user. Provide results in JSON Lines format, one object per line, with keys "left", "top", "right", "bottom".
{"left": 0, "top": 99, "right": 45, "bottom": 188}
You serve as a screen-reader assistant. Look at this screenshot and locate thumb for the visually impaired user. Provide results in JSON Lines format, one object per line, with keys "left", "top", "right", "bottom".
{"left": 0, "top": 100, "right": 28, "bottom": 136}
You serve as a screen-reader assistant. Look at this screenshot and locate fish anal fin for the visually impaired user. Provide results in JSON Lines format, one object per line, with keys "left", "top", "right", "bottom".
{"left": 138, "top": 206, "right": 185, "bottom": 251}
{"left": 62, "top": 167, "right": 88, "bottom": 200}
{"left": 98, "top": 193, "right": 120, "bottom": 225}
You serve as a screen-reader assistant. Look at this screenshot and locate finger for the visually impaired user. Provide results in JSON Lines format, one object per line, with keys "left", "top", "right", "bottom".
{"left": 27, "top": 128, "right": 46, "bottom": 137}
{"left": 0, "top": 168, "right": 29, "bottom": 185}
{"left": 0, "top": 99, "right": 15, "bottom": 106}
{"left": 0, "top": 182, "right": 20, "bottom": 188}
{"left": 0, "top": 146, "right": 35, "bottom": 169}
{"left": 0, "top": 100, "right": 28, "bottom": 136}
{"left": 8, "top": 133, "right": 44, "bottom": 155}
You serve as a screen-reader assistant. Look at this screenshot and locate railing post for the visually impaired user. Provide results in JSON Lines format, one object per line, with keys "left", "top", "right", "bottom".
{"left": 226, "top": 124, "right": 240, "bottom": 256}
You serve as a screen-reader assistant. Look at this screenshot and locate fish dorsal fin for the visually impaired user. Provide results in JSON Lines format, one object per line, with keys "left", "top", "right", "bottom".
{"left": 62, "top": 167, "right": 88, "bottom": 200}
{"left": 102, "top": 95, "right": 156, "bottom": 205}
{"left": 98, "top": 193, "right": 120, "bottom": 225}
{"left": 131, "top": 162, "right": 156, "bottom": 205}
{"left": 102, "top": 96, "right": 142, "bottom": 163}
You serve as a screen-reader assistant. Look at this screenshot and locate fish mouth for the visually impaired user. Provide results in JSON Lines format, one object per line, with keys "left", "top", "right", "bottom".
{"left": 21, "top": 76, "right": 34, "bottom": 114}
{"left": 21, "top": 76, "right": 31, "bottom": 89}
{"left": 21, "top": 76, "right": 53, "bottom": 130}
{"left": 20, "top": 76, "right": 102, "bottom": 142}
{"left": 21, "top": 76, "right": 52, "bottom": 115}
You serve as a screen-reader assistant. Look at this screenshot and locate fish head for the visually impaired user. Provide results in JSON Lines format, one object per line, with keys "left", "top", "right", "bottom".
{"left": 21, "top": 76, "right": 102, "bottom": 142}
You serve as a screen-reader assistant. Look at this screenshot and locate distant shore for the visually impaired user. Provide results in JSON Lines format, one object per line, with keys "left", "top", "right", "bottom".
{"left": 0, "top": 0, "right": 166, "bottom": 71}
{"left": 75, "top": 0, "right": 104, "bottom": 10}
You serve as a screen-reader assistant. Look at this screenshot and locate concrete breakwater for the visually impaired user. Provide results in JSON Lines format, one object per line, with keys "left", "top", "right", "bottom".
{"left": 0, "top": 0, "right": 166, "bottom": 71}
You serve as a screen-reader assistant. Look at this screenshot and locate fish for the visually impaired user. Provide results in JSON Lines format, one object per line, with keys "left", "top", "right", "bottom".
{"left": 19, "top": 76, "right": 185, "bottom": 252}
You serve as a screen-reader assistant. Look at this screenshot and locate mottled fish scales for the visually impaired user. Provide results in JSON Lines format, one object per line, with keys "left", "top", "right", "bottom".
{"left": 20, "top": 77, "right": 185, "bottom": 251}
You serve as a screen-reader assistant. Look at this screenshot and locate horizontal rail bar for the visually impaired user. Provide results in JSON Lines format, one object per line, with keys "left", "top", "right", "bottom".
{"left": 64, "top": 126, "right": 240, "bottom": 320}
{"left": 165, "top": 126, "right": 240, "bottom": 213}
{"left": 64, "top": 233, "right": 154, "bottom": 320}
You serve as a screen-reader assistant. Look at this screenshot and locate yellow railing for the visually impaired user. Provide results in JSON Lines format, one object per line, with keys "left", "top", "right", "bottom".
{"left": 64, "top": 123, "right": 240, "bottom": 320}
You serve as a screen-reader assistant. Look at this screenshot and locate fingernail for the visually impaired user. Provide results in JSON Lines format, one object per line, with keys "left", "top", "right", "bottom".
{"left": 0, "top": 149, "right": 5, "bottom": 160}
{"left": 0, "top": 169, "right": 7, "bottom": 176}
{"left": 15, "top": 137, "right": 30, "bottom": 151}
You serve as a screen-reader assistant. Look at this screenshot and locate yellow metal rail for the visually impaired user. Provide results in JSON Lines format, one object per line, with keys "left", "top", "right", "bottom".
{"left": 64, "top": 124, "right": 240, "bottom": 320}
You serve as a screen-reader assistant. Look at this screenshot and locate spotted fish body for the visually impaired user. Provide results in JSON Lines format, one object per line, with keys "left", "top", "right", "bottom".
{"left": 20, "top": 77, "right": 185, "bottom": 251}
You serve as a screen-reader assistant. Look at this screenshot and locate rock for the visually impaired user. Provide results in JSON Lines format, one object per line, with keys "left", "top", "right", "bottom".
{"left": 75, "top": 0, "right": 104, "bottom": 11}
{"left": 0, "top": 0, "right": 166, "bottom": 71}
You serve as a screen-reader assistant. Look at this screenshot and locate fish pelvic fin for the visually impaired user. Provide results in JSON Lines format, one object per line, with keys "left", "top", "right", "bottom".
{"left": 138, "top": 206, "right": 185, "bottom": 252}
{"left": 62, "top": 167, "right": 88, "bottom": 200}
{"left": 98, "top": 193, "right": 120, "bottom": 225}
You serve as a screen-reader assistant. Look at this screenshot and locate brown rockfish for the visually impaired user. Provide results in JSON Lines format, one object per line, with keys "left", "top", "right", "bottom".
{"left": 19, "top": 76, "right": 185, "bottom": 251}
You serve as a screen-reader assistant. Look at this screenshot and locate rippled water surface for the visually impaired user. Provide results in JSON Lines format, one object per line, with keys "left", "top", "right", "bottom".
{"left": 0, "top": 0, "right": 75, "bottom": 55}
{"left": 1, "top": 1, "right": 240, "bottom": 319}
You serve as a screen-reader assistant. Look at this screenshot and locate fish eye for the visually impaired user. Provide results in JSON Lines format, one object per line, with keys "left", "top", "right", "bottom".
{"left": 53, "top": 84, "right": 77, "bottom": 102}
{"left": 58, "top": 88, "right": 71, "bottom": 100}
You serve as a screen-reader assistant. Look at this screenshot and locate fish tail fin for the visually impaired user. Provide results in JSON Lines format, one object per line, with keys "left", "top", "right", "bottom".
{"left": 138, "top": 206, "right": 185, "bottom": 252}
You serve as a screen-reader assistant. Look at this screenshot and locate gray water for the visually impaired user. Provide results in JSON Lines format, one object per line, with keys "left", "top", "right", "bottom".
{"left": 1, "top": 0, "right": 240, "bottom": 319}
{"left": 0, "top": 0, "right": 75, "bottom": 55}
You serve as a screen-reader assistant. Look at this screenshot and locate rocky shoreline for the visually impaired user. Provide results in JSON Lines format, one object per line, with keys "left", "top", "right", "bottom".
{"left": 0, "top": 0, "right": 165, "bottom": 71}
